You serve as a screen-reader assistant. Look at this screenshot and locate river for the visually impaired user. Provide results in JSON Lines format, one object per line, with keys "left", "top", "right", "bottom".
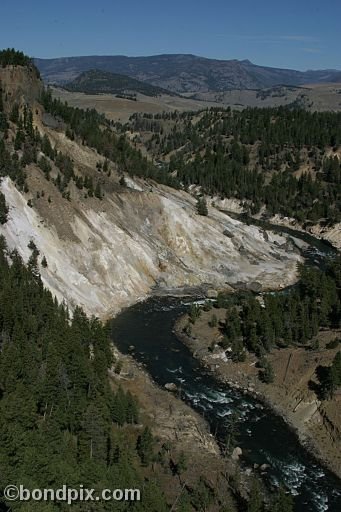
{"left": 111, "top": 222, "right": 341, "bottom": 512}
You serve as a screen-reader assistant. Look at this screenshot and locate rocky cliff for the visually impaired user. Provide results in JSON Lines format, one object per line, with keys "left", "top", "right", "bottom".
{"left": 0, "top": 66, "right": 301, "bottom": 319}
{"left": 0, "top": 65, "right": 42, "bottom": 111}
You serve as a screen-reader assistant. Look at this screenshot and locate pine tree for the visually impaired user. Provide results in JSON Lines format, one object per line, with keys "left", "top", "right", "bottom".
{"left": 137, "top": 426, "right": 154, "bottom": 465}
{"left": 94, "top": 181, "right": 102, "bottom": 199}
{"left": 259, "top": 358, "right": 275, "bottom": 384}
{"left": 0, "top": 191, "right": 8, "bottom": 224}
{"left": 196, "top": 196, "right": 208, "bottom": 216}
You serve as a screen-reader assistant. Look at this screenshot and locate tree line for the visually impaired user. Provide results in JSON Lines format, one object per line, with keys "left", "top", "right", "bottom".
{"left": 0, "top": 48, "right": 40, "bottom": 77}
{"left": 0, "top": 235, "right": 177, "bottom": 511}
{"left": 126, "top": 107, "right": 341, "bottom": 224}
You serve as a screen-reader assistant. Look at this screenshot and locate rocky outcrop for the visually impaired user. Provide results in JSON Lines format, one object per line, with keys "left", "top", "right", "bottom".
{"left": 0, "top": 172, "right": 301, "bottom": 319}
{"left": 270, "top": 214, "right": 341, "bottom": 250}
{"left": 0, "top": 65, "right": 43, "bottom": 111}
{"left": 0, "top": 72, "right": 301, "bottom": 319}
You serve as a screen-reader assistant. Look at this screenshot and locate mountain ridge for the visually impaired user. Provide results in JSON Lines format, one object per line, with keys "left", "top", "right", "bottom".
{"left": 35, "top": 53, "right": 341, "bottom": 93}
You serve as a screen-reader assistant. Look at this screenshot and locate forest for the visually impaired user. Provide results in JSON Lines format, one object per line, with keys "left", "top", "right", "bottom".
{"left": 1, "top": 48, "right": 341, "bottom": 226}
{"left": 0, "top": 50, "right": 336, "bottom": 511}
{"left": 40, "top": 88, "right": 179, "bottom": 188}
{"left": 126, "top": 108, "right": 341, "bottom": 224}
{"left": 187, "top": 257, "right": 341, "bottom": 393}
{"left": 3, "top": 64, "right": 339, "bottom": 227}
{"left": 64, "top": 69, "right": 173, "bottom": 98}
{"left": 0, "top": 93, "right": 106, "bottom": 200}
{"left": 0, "top": 234, "right": 297, "bottom": 512}
{"left": 0, "top": 234, "right": 176, "bottom": 511}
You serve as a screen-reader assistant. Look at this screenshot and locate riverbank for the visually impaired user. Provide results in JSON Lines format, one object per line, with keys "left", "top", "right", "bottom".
{"left": 268, "top": 214, "right": 341, "bottom": 251}
{"left": 108, "top": 346, "right": 250, "bottom": 510}
{"left": 216, "top": 202, "right": 341, "bottom": 251}
{"left": 174, "top": 309, "right": 341, "bottom": 480}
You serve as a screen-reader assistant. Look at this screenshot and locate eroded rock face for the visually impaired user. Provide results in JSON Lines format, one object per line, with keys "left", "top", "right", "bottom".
{"left": 0, "top": 66, "right": 43, "bottom": 111}
{"left": 0, "top": 175, "right": 301, "bottom": 319}
{"left": 0, "top": 84, "right": 301, "bottom": 320}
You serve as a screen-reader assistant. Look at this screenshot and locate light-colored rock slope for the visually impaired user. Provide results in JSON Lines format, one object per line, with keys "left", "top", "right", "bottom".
{"left": 0, "top": 174, "right": 301, "bottom": 320}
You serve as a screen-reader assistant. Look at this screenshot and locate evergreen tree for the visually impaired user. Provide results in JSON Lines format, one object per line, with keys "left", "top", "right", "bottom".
{"left": 196, "top": 196, "right": 208, "bottom": 216}
{"left": 137, "top": 426, "right": 154, "bottom": 466}
{"left": 0, "top": 190, "right": 8, "bottom": 224}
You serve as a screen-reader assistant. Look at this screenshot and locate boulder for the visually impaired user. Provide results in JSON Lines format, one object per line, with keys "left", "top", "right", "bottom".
{"left": 164, "top": 382, "right": 178, "bottom": 392}
{"left": 223, "top": 229, "right": 234, "bottom": 238}
{"left": 231, "top": 446, "right": 243, "bottom": 460}
{"left": 260, "top": 463, "right": 270, "bottom": 471}
{"left": 248, "top": 281, "right": 263, "bottom": 293}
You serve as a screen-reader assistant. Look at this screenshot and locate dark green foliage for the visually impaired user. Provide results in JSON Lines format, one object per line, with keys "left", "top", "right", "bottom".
{"left": 120, "top": 175, "right": 127, "bottom": 187}
{"left": 175, "top": 451, "right": 187, "bottom": 475}
{"left": 41, "top": 133, "right": 55, "bottom": 159}
{"left": 65, "top": 69, "right": 174, "bottom": 97}
{"left": 14, "top": 128, "right": 25, "bottom": 149}
{"left": 318, "top": 351, "right": 341, "bottom": 398}
{"left": 0, "top": 48, "right": 39, "bottom": 74}
{"left": 326, "top": 338, "right": 340, "bottom": 349}
{"left": 219, "top": 259, "right": 341, "bottom": 359}
{"left": 189, "top": 303, "right": 201, "bottom": 324}
{"left": 196, "top": 196, "right": 208, "bottom": 216}
{"left": 259, "top": 358, "right": 275, "bottom": 384}
{"left": 95, "top": 181, "right": 102, "bottom": 199}
{"left": 271, "top": 488, "right": 294, "bottom": 512}
{"left": 190, "top": 477, "right": 215, "bottom": 511}
{"left": 9, "top": 102, "right": 20, "bottom": 123}
{"left": 128, "top": 107, "right": 341, "bottom": 224}
{"left": 222, "top": 412, "right": 239, "bottom": 455}
{"left": 0, "top": 237, "right": 173, "bottom": 511}
{"left": 38, "top": 155, "right": 52, "bottom": 179}
{"left": 136, "top": 426, "right": 154, "bottom": 465}
{"left": 0, "top": 189, "right": 8, "bottom": 224}
{"left": 40, "top": 88, "right": 179, "bottom": 188}
{"left": 0, "top": 103, "right": 45, "bottom": 191}
{"left": 111, "top": 386, "right": 139, "bottom": 426}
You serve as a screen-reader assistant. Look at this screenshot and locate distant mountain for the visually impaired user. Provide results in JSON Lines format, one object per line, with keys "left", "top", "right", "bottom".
{"left": 35, "top": 54, "right": 341, "bottom": 94}
{"left": 64, "top": 69, "right": 177, "bottom": 97}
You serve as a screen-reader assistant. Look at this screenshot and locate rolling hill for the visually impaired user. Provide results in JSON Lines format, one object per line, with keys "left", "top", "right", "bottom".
{"left": 64, "top": 68, "right": 177, "bottom": 97}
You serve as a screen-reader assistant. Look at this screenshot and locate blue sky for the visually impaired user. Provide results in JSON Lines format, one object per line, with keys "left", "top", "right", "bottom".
{"left": 1, "top": 0, "right": 340, "bottom": 70}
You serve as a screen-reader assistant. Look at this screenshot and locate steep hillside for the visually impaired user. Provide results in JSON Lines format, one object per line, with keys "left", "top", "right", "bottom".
{"left": 0, "top": 52, "right": 248, "bottom": 512}
{"left": 0, "top": 64, "right": 301, "bottom": 319}
{"left": 64, "top": 68, "right": 177, "bottom": 97}
{"left": 35, "top": 54, "right": 341, "bottom": 93}
{"left": 123, "top": 108, "right": 341, "bottom": 247}
{"left": 0, "top": 173, "right": 300, "bottom": 319}
{"left": 0, "top": 64, "right": 42, "bottom": 110}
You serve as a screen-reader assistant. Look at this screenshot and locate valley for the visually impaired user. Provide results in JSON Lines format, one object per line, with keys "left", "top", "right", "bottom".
{"left": 0, "top": 49, "right": 340, "bottom": 512}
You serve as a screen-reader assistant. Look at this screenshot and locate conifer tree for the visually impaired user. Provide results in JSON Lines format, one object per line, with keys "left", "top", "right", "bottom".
{"left": 196, "top": 196, "right": 208, "bottom": 216}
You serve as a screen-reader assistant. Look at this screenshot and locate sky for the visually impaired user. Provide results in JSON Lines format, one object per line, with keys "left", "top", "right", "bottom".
{"left": 1, "top": 0, "right": 340, "bottom": 70}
